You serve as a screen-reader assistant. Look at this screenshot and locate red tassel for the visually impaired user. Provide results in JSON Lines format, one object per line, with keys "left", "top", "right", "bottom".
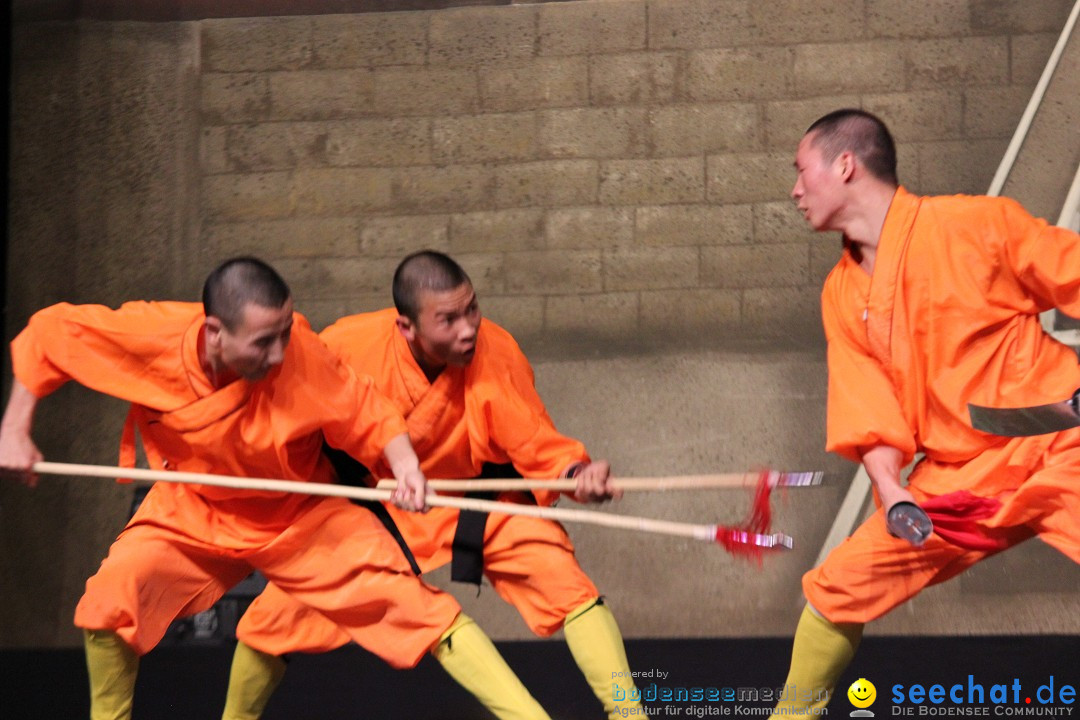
{"left": 713, "top": 469, "right": 781, "bottom": 562}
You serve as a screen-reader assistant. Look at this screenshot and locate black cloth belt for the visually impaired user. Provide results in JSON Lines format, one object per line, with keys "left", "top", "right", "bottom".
{"left": 450, "top": 462, "right": 526, "bottom": 587}
{"left": 323, "top": 443, "right": 422, "bottom": 577}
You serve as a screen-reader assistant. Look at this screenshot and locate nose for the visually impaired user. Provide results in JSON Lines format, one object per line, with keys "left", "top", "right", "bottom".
{"left": 267, "top": 340, "right": 286, "bottom": 366}
{"left": 791, "top": 178, "right": 803, "bottom": 201}
{"left": 457, "top": 317, "right": 478, "bottom": 343}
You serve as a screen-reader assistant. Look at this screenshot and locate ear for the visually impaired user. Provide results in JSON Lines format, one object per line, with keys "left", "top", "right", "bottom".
{"left": 395, "top": 314, "right": 416, "bottom": 342}
{"left": 204, "top": 316, "right": 225, "bottom": 350}
{"left": 837, "top": 151, "right": 856, "bottom": 182}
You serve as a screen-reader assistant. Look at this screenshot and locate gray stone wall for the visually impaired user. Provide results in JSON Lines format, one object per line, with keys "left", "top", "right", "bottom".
{"left": 4, "top": 0, "right": 1077, "bottom": 648}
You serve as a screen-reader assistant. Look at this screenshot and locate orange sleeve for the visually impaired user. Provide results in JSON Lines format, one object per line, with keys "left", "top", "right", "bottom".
{"left": 468, "top": 322, "right": 588, "bottom": 504}
{"left": 9, "top": 301, "right": 196, "bottom": 405}
{"left": 998, "top": 198, "right": 1080, "bottom": 317}
{"left": 293, "top": 323, "right": 408, "bottom": 471}
{"left": 822, "top": 274, "right": 918, "bottom": 465}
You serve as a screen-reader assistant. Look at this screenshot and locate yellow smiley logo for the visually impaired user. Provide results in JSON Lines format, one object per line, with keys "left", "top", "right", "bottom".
{"left": 848, "top": 678, "right": 877, "bottom": 708}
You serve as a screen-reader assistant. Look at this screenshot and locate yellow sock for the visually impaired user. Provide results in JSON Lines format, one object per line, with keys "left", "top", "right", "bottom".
{"left": 84, "top": 629, "right": 138, "bottom": 720}
{"left": 432, "top": 613, "right": 552, "bottom": 720}
{"left": 221, "top": 641, "right": 287, "bottom": 720}
{"left": 771, "top": 605, "right": 863, "bottom": 717}
{"left": 563, "top": 599, "right": 642, "bottom": 719}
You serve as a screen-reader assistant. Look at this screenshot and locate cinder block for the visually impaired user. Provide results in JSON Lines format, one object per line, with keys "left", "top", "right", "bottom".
{"left": 324, "top": 118, "right": 433, "bottom": 168}
{"left": 390, "top": 164, "right": 494, "bottom": 213}
{"left": 291, "top": 167, "right": 396, "bottom": 215}
{"left": 640, "top": 288, "right": 741, "bottom": 335}
{"left": 212, "top": 123, "right": 324, "bottom": 174}
{"left": 433, "top": 112, "right": 539, "bottom": 164}
{"left": 867, "top": 0, "right": 972, "bottom": 38}
{"left": 707, "top": 151, "right": 794, "bottom": 204}
{"left": 373, "top": 68, "right": 480, "bottom": 116}
{"left": 648, "top": 103, "right": 760, "bottom": 156}
{"left": 701, "top": 243, "right": 809, "bottom": 289}
{"left": 200, "top": 73, "right": 271, "bottom": 124}
{"left": 450, "top": 208, "right": 545, "bottom": 253}
{"left": 478, "top": 295, "right": 545, "bottom": 340}
{"left": 742, "top": 285, "right": 823, "bottom": 338}
{"left": 749, "top": 0, "right": 866, "bottom": 45}
{"left": 274, "top": 256, "right": 400, "bottom": 298}
{"left": 505, "top": 249, "right": 604, "bottom": 293}
{"left": 201, "top": 127, "right": 229, "bottom": 174}
{"left": 494, "top": 160, "right": 600, "bottom": 208}
{"left": 680, "top": 47, "right": 794, "bottom": 102}
{"left": 589, "top": 52, "right": 677, "bottom": 105}
{"left": 635, "top": 204, "right": 753, "bottom": 246}
{"left": 360, "top": 215, "right": 450, "bottom": 257}
{"left": 970, "top": 0, "right": 1074, "bottom": 33}
{"left": 309, "top": 12, "right": 428, "bottom": 68}
{"left": 202, "top": 17, "right": 313, "bottom": 72}
{"left": 539, "top": 107, "right": 648, "bottom": 159}
{"left": 545, "top": 292, "right": 638, "bottom": 340}
{"left": 904, "top": 38, "right": 1009, "bottom": 89}
{"left": 268, "top": 70, "right": 376, "bottom": 122}
{"left": 1010, "top": 33, "right": 1059, "bottom": 86}
{"left": 538, "top": 1, "right": 646, "bottom": 56}
{"left": 863, "top": 90, "right": 964, "bottom": 142}
{"left": 895, "top": 143, "right": 921, "bottom": 189}
{"left": 429, "top": 5, "right": 538, "bottom": 66}
{"left": 603, "top": 247, "right": 699, "bottom": 291}
{"left": 916, "top": 138, "right": 1010, "bottom": 196}
{"left": 963, "top": 86, "right": 1032, "bottom": 138}
{"left": 598, "top": 157, "right": 705, "bottom": 205}
{"left": 202, "top": 171, "right": 296, "bottom": 222}
{"left": 752, "top": 201, "right": 818, "bottom": 245}
{"left": 545, "top": 207, "right": 634, "bottom": 249}
{"left": 203, "top": 218, "right": 361, "bottom": 258}
{"left": 648, "top": 0, "right": 756, "bottom": 50}
{"left": 763, "top": 95, "right": 861, "bottom": 150}
{"left": 455, "top": 252, "right": 508, "bottom": 295}
{"left": 479, "top": 58, "right": 589, "bottom": 112}
{"left": 794, "top": 41, "right": 906, "bottom": 96}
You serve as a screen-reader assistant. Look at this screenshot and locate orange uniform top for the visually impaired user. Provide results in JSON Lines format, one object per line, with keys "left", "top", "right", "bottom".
{"left": 320, "top": 309, "right": 588, "bottom": 504}
{"left": 823, "top": 187, "right": 1080, "bottom": 492}
{"left": 10, "top": 301, "right": 407, "bottom": 539}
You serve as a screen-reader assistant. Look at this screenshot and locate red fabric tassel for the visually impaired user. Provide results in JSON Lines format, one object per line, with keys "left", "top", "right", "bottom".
{"left": 713, "top": 470, "right": 779, "bottom": 562}
{"left": 922, "top": 491, "right": 1008, "bottom": 552}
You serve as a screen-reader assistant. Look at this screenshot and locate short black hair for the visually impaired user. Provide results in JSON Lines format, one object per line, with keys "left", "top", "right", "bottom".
{"left": 806, "top": 109, "right": 898, "bottom": 185}
{"left": 202, "top": 257, "right": 291, "bottom": 330}
{"left": 392, "top": 250, "right": 471, "bottom": 322}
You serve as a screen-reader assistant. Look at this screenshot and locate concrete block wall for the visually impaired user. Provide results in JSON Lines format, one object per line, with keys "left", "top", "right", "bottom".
{"left": 195, "top": 0, "right": 1073, "bottom": 345}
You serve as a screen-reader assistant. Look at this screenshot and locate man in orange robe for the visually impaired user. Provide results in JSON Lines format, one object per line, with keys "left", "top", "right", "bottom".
{"left": 0, "top": 257, "right": 556, "bottom": 720}
{"left": 771, "top": 109, "right": 1080, "bottom": 715}
{"left": 225, "top": 251, "right": 642, "bottom": 720}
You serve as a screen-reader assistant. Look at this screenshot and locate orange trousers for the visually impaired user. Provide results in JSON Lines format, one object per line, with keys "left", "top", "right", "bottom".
{"left": 237, "top": 503, "right": 599, "bottom": 656}
{"left": 74, "top": 483, "right": 460, "bottom": 668}
{"left": 805, "top": 429, "right": 1080, "bottom": 624}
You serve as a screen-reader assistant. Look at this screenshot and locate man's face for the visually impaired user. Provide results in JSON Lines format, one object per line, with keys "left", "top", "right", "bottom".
{"left": 213, "top": 300, "right": 294, "bottom": 381}
{"left": 792, "top": 132, "right": 847, "bottom": 232}
{"left": 400, "top": 283, "right": 480, "bottom": 370}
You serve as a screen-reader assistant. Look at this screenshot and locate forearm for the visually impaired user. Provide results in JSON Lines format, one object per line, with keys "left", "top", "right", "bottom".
{"left": 1, "top": 379, "right": 39, "bottom": 439}
{"left": 381, "top": 432, "right": 421, "bottom": 479}
{"left": 858, "top": 444, "right": 910, "bottom": 510}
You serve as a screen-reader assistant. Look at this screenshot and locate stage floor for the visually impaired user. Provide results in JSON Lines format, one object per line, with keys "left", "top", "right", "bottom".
{"left": 5, "top": 635, "right": 1078, "bottom": 719}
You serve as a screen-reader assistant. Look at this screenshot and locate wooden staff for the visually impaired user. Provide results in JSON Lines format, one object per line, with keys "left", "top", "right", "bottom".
{"left": 375, "top": 471, "right": 823, "bottom": 493}
{"left": 30, "top": 461, "right": 793, "bottom": 550}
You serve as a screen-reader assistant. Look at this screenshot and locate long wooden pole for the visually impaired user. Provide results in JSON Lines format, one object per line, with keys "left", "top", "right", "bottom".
{"left": 30, "top": 461, "right": 792, "bottom": 549}
{"left": 375, "top": 471, "right": 822, "bottom": 493}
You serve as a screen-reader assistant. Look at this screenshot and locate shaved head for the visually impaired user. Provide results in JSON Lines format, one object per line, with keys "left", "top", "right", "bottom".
{"left": 392, "top": 250, "right": 472, "bottom": 322}
{"left": 806, "top": 109, "right": 898, "bottom": 186}
{"left": 202, "top": 257, "right": 291, "bottom": 331}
